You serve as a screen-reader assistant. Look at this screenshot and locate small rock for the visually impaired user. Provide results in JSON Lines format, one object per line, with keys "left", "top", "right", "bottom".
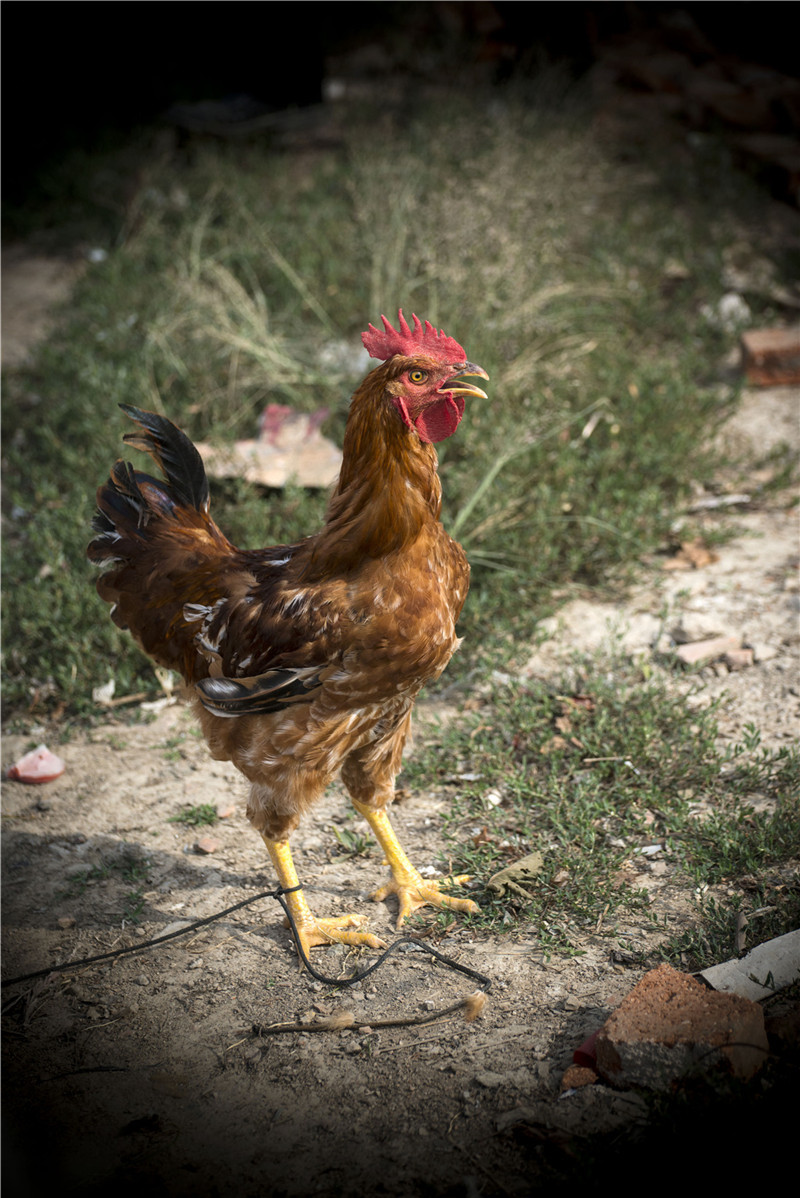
{"left": 57, "top": 916, "right": 76, "bottom": 929}
{"left": 194, "top": 836, "right": 219, "bottom": 854}
{"left": 741, "top": 326, "right": 800, "bottom": 386}
{"left": 723, "top": 646, "right": 755, "bottom": 670}
{"left": 7, "top": 744, "right": 65, "bottom": 784}
{"left": 663, "top": 539, "right": 719, "bottom": 571}
{"left": 560, "top": 1064, "right": 598, "bottom": 1091}
{"left": 474, "top": 1071, "right": 506, "bottom": 1088}
{"left": 674, "top": 634, "right": 741, "bottom": 665}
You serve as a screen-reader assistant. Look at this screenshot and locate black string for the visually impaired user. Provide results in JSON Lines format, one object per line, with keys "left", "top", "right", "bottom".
{"left": 272, "top": 887, "right": 492, "bottom": 990}
{"left": 2, "top": 883, "right": 491, "bottom": 994}
{"left": 1, "top": 885, "right": 302, "bottom": 989}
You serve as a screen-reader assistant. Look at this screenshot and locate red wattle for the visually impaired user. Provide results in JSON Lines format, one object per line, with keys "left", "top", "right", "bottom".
{"left": 391, "top": 393, "right": 465, "bottom": 443}
{"left": 413, "top": 394, "right": 465, "bottom": 443}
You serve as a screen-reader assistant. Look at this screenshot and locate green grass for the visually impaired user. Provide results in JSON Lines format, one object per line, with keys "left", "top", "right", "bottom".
{"left": 168, "top": 803, "right": 219, "bottom": 828}
{"left": 2, "top": 82, "right": 794, "bottom": 720}
{"left": 402, "top": 659, "right": 799, "bottom": 962}
{"left": 332, "top": 824, "right": 376, "bottom": 858}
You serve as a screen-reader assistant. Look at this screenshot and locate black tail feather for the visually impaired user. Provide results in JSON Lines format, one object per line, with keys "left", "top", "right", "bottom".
{"left": 119, "top": 404, "right": 210, "bottom": 514}
{"left": 89, "top": 409, "right": 210, "bottom": 565}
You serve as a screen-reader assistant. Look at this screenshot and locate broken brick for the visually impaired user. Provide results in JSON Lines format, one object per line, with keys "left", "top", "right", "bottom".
{"left": 594, "top": 963, "right": 769, "bottom": 1090}
{"left": 722, "top": 646, "right": 755, "bottom": 671}
{"left": 674, "top": 634, "right": 741, "bottom": 665}
{"left": 560, "top": 1064, "right": 598, "bottom": 1092}
{"left": 194, "top": 836, "right": 219, "bottom": 855}
{"left": 741, "top": 327, "right": 800, "bottom": 386}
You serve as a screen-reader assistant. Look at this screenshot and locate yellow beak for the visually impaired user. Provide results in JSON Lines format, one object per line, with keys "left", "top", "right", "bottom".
{"left": 447, "top": 362, "right": 489, "bottom": 400}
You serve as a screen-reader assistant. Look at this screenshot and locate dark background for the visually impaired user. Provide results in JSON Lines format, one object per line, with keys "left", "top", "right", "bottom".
{"left": 4, "top": 1, "right": 798, "bottom": 208}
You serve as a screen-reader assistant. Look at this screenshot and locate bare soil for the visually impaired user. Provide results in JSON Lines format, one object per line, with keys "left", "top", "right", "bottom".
{"left": 2, "top": 256, "right": 798, "bottom": 1196}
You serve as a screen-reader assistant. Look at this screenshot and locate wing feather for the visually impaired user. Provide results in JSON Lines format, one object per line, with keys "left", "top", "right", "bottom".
{"left": 196, "top": 665, "right": 325, "bottom": 717}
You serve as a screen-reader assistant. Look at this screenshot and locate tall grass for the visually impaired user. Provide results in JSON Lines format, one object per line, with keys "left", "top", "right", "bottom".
{"left": 1, "top": 84, "right": 787, "bottom": 720}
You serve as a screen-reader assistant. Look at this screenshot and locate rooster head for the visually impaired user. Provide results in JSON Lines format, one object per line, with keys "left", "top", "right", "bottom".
{"left": 362, "top": 310, "right": 488, "bottom": 444}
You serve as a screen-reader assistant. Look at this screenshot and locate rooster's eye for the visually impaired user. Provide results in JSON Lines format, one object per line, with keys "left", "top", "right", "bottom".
{"left": 409, "top": 369, "right": 427, "bottom": 384}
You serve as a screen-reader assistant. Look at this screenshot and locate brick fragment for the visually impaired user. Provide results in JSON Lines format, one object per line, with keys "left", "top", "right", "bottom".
{"left": 595, "top": 963, "right": 768, "bottom": 1090}
{"left": 560, "top": 1064, "right": 598, "bottom": 1092}
{"left": 674, "top": 634, "right": 741, "bottom": 665}
{"left": 194, "top": 835, "right": 219, "bottom": 854}
{"left": 741, "top": 327, "right": 800, "bottom": 385}
{"left": 722, "top": 646, "right": 755, "bottom": 671}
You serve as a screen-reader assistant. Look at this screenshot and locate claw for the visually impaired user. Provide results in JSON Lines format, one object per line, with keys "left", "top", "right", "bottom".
{"left": 371, "top": 872, "right": 479, "bottom": 930}
{"left": 288, "top": 913, "right": 387, "bottom": 957}
{"left": 351, "top": 799, "right": 480, "bottom": 930}
{"left": 263, "top": 835, "right": 385, "bottom": 963}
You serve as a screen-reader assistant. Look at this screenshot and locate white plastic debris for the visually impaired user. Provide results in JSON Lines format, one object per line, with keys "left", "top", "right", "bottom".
{"left": 92, "top": 679, "right": 116, "bottom": 706}
{"left": 700, "top": 930, "right": 800, "bottom": 1000}
{"left": 195, "top": 403, "right": 342, "bottom": 489}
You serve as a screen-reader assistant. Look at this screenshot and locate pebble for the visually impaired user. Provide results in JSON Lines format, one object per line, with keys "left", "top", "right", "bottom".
{"left": 723, "top": 647, "right": 755, "bottom": 670}
{"left": 194, "top": 836, "right": 219, "bottom": 855}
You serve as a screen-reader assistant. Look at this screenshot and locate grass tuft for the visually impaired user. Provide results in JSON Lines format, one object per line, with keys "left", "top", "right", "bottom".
{"left": 404, "top": 660, "right": 799, "bottom": 961}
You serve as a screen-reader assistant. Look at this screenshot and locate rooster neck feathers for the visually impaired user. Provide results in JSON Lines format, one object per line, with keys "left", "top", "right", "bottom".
{"left": 301, "top": 362, "right": 442, "bottom": 578}
{"left": 300, "top": 311, "right": 487, "bottom": 578}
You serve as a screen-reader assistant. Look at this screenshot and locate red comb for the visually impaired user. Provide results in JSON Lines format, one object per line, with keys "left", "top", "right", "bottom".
{"left": 361, "top": 310, "right": 466, "bottom": 363}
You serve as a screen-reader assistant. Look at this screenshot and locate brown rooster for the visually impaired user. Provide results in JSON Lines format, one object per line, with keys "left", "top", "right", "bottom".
{"left": 88, "top": 312, "right": 489, "bottom": 957}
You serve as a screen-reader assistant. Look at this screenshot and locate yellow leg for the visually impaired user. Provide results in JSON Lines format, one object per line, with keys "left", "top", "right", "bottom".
{"left": 263, "top": 836, "right": 386, "bottom": 958}
{"left": 351, "top": 801, "right": 480, "bottom": 930}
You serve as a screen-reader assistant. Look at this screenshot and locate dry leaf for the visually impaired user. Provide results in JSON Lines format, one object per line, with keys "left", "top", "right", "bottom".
{"left": 487, "top": 852, "right": 545, "bottom": 898}
{"left": 663, "top": 538, "right": 719, "bottom": 570}
{"left": 471, "top": 826, "right": 493, "bottom": 848}
{"left": 540, "top": 735, "right": 568, "bottom": 754}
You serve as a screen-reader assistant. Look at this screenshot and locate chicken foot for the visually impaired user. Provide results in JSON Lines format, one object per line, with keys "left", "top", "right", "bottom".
{"left": 351, "top": 801, "right": 480, "bottom": 929}
{"left": 263, "top": 836, "right": 386, "bottom": 959}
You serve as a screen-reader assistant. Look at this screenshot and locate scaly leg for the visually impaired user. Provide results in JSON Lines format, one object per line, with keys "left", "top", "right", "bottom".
{"left": 351, "top": 801, "right": 480, "bottom": 929}
{"left": 263, "top": 836, "right": 386, "bottom": 958}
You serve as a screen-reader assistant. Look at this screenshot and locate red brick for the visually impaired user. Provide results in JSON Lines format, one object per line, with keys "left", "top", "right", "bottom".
{"left": 560, "top": 1064, "right": 598, "bottom": 1092}
{"left": 741, "top": 327, "right": 800, "bottom": 385}
{"left": 674, "top": 634, "right": 740, "bottom": 665}
{"left": 595, "top": 963, "right": 769, "bottom": 1090}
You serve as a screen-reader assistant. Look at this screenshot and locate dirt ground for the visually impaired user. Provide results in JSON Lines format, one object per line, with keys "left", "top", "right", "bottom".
{"left": 2, "top": 253, "right": 799, "bottom": 1195}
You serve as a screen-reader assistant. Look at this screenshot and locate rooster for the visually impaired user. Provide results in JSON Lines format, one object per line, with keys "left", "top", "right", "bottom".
{"left": 88, "top": 312, "right": 489, "bottom": 957}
